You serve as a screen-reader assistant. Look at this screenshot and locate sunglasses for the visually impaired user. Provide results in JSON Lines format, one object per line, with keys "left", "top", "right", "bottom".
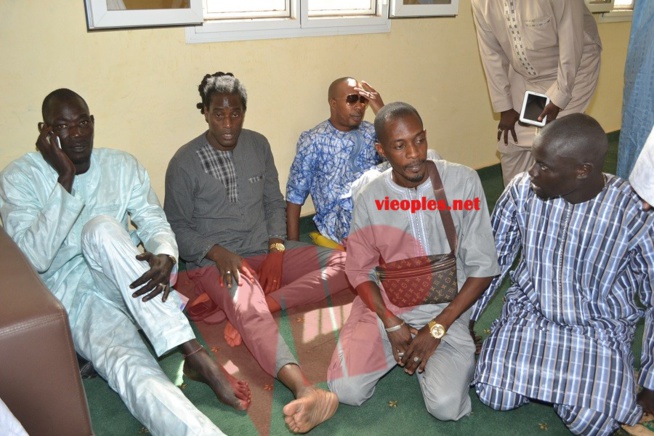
{"left": 345, "top": 94, "right": 369, "bottom": 105}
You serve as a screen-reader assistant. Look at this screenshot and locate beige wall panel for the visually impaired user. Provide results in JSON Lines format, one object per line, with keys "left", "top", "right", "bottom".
{"left": 0, "top": 1, "right": 632, "bottom": 207}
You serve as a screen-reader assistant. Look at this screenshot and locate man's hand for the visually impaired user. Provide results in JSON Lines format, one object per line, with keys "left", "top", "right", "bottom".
{"left": 498, "top": 109, "right": 519, "bottom": 145}
{"left": 356, "top": 81, "right": 385, "bottom": 115}
{"left": 384, "top": 318, "right": 414, "bottom": 365}
{"left": 206, "top": 245, "right": 255, "bottom": 288}
{"left": 258, "top": 251, "right": 283, "bottom": 294}
{"left": 35, "top": 125, "right": 76, "bottom": 192}
{"left": 401, "top": 325, "right": 440, "bottom": 375}
{"left": 638, "top": 388, "right": 654, "bottom": 416}
{"left": 538, "top": 102, "right": 561, "bottom": 124}
{"left": 130, "top": 252, "right": 175, "bottom": 302}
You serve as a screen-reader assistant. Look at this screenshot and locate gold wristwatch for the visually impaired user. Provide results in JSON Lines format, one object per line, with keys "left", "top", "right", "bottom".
{"left": 428, "top": 320, "right": 446, "bottom": 339}
{"left": 269, "top": 242, "right": 286, "bottom": 253}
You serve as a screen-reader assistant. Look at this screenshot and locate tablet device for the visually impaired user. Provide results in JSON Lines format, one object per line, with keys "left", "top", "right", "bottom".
{"left": 519, "top": 91, "right": 550, "bottom": 127}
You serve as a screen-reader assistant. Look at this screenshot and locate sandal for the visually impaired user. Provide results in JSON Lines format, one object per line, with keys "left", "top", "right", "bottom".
{"left": 186, "top": 292, "right": 217, "bottom": 322}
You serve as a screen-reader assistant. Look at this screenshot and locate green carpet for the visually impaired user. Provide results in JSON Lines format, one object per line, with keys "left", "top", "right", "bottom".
{"left": 83, "top": 133, "right": 642, "bottom": 435}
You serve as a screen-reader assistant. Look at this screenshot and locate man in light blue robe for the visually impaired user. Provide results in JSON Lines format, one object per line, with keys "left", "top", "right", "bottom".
{"left": 0, "top": 89, "right": 251, "bottom": 435}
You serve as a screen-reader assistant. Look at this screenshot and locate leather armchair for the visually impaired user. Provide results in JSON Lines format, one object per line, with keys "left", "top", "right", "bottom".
{"left": 0, "top": 227, "right": 93, "bottom": 435}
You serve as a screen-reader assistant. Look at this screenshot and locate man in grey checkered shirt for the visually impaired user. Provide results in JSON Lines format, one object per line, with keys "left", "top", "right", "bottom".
{"left": 165, "top": 72, "right": 347, "bottom": 433}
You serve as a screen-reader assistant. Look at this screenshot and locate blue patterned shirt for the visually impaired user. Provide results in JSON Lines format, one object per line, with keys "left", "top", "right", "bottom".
{"left": 472, "top": 172, "right": 654, "bottom": 424}
{"left": 286, "top": 120, "right": 380, "bottom": 242}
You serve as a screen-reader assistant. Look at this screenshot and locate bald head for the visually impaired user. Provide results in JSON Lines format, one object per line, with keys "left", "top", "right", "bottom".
{"left": 529, "top": 113, "right": 608, "bottom": 203}
{"left": 42, "top": 88, "right": 88, "bottom": 124}
{"left": 536, "top": 113, "right": 608, "bottom": 168}
{"left": 328, "top": 77, "right": 356, "bottom": 100}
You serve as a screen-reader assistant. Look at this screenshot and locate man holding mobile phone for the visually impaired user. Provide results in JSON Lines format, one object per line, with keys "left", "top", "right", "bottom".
{"left": 0, "top": 88, "right": 251, "bottom": 434}
{"left": 471, "top": 0, "right": 602, "bottom": 185}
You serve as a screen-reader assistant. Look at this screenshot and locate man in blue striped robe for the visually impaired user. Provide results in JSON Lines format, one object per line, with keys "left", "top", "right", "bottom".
{"left": 472, "top": 113, "right": 654, "bottom": 435}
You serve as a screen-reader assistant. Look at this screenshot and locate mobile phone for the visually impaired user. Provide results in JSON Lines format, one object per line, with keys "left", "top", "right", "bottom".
{"left": 55, "top": 135, "right": 62, "bottom": 149}
{"left": 519, "top": 91, "right": 550, "bottom": 127}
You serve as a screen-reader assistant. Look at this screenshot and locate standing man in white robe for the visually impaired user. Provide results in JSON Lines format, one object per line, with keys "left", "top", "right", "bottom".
{"left": 471, "top": 0, "right": 602, "bottom": 185}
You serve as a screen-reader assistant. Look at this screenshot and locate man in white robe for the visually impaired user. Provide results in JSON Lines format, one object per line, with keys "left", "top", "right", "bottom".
{"left": 471, "top": 0, "right": 602, "bottom": 185}
{"left": 0, "top": 89, "right": 251, "bottom": 435}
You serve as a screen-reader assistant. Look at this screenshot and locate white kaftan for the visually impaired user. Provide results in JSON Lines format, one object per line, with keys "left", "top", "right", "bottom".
{"left": 0, "top": 149, "right": 223, "bottom": 436}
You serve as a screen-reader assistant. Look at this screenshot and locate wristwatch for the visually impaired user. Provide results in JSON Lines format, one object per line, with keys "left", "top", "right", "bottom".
{"left": 428, "top": 320, "right": 446, "bottom": 339}
{"left": 269, "top": 242, "right": 286, "bottom": 253}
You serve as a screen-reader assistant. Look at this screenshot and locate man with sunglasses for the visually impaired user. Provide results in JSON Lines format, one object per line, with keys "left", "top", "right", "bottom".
{"left": 286, "top": 77, "right": 385, "bottom": 246}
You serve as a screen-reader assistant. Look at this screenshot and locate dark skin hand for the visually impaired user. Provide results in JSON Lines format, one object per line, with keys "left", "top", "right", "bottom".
{"left": 206, "top": 244, "right": 256, "bottom": 288}
{"left": 401, "top": 326, "right": 440, "bottom": 375}
{"left": 638, "top": 388, "right": 654, "bottom": 416}
{"left": 354, "top": 81, "right": 385, "bottom": 115}
{"left": 130, "top": 253, "right": 175, "bottom": 302}
{"left": 358, "top": 275, "right": 492, "bottom": 375}
{"left": 498, "top": 109, "right": 519, "bottom": 144}
{"left": 35, "top": 125, "right": 75, "bottom": 193}
{"left": 402, "top": 276, "right": 493, "bottom": 375}
{"left": 388, "top": 322, "right": 418, "bottom": 365}
{"left": 538, "top": 102, "right": 561, "bottom": 124}
{"left": 258, "top": 238, "right": 285, "bottom": 294}
{"left": 498, "top": 102, "right": 560, "bottom": 145}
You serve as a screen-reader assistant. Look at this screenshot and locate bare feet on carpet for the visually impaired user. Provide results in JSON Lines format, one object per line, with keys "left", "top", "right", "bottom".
{"left": 224, "top": 321, "right": 243, "bottom": 347}
{"left": 282, "top": 386, "right": 339, "bottom": 433}
{"left": 183, "top": 348, "right": 251, "bottom": 410}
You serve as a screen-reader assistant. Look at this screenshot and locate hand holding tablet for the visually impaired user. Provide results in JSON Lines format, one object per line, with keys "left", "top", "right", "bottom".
{"left": 519, "top": 91, "right": 550, "bottom": 127}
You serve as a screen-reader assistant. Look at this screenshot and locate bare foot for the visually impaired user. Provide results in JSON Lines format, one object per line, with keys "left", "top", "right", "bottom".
{"left": 183, "top": 348, "right": 251, "bottom": 410}
{"left": 224, "top": 321, "right": 243, "bottom": 347}
{"left": 266, "top": 295, "right": 282, "bottom": 313}
{"left": 282, "top": 386, "right": 338, "bottom": 433}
